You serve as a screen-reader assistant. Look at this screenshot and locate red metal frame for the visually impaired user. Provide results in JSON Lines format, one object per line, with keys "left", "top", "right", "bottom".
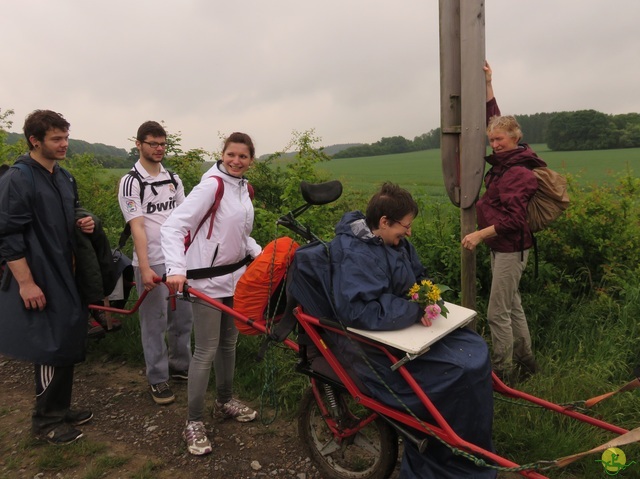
{"left": 89, "top": 286, "right": 628, "bottom": 479}
{"left": 89, "top": 279, "right": 175, "bottom": 315}
{"left": 309, "top": 377, "right": 380, "bottom": 441}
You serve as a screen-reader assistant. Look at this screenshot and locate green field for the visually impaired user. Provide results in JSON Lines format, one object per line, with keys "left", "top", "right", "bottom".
{"left": 316, "top": 144, "right": 640, "bottom": 197}
{"left": 108, "top": 145, "right": 640, "bottom": 199}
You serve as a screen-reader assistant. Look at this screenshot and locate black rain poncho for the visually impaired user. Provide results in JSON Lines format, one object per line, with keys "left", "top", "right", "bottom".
{"left": 0, "top": 155, "right": 87, "bottom": 366}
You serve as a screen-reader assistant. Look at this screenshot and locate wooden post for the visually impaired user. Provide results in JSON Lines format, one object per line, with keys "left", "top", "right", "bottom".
{"left": 439, "top": 0, "right": 486, "bottom": 325}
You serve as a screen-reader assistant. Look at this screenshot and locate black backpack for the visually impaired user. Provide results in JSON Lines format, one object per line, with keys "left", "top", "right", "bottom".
{"left": 117, "top": 166, "right": 178, "bottom": 249}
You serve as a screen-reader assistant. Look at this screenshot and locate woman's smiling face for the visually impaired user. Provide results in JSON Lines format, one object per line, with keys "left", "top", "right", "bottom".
{"left": 222, "top": 142, "right": 253, "bottom": 178}
{"left": 378, "top": 213, "right": 414, "bottom": 246}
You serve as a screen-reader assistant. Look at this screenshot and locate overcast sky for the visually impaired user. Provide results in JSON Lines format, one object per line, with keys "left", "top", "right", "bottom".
{"left": 2, "top": 1, "right": 639, "bottom": 156}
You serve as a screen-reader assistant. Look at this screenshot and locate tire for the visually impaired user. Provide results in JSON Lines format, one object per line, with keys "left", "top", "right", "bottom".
{"left": 297, "top": 385, "right": 398, "bottom": 479}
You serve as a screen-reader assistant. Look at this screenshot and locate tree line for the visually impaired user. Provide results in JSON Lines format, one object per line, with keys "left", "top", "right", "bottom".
{"left": 5, "top": 130, "right": 132, "bottom": 168}
{"left": 4, "top": 106, "right": 640, "bottom": 165}
{"left": 334, "top": 110, "right": 640, "bottom": 158}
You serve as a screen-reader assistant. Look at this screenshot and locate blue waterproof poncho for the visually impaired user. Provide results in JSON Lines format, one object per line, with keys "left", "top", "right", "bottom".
{"left": 288, "top": 211, "right": 497, "bottom": 479}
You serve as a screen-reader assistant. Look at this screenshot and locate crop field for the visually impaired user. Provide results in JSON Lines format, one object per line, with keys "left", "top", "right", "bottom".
{"left": 107, "top": 145, "right": 640, "bottom": 200}
{"left": 317, "top": 144, "right": 640, "bottom": 197}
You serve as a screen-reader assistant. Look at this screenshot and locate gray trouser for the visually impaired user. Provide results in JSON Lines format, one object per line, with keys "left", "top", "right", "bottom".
{"left": 188, "top": 297, "right": 238, "bottom": 422}
{"left": 487, "top": 250, "right": 534, "bottom": 372}
{"left": 135, "top": 264, "right": 193, "bottom": 385}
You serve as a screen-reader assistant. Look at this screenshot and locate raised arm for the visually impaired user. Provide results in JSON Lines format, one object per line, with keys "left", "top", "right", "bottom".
{"left": 485, "top": 60, "right": 500, "bottom": 123}
{"left": 484, "top": 60, "right": 494, "bottom": 101}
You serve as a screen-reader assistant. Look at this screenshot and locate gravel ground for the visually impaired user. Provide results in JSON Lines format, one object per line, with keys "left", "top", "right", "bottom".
{"left": 0, "top": 353, "right": 346, "bottom": 479}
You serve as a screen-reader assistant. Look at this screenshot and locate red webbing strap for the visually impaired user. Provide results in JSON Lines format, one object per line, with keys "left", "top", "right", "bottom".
{"left": 184, "top": 177, "right": 224, "bottom": 253}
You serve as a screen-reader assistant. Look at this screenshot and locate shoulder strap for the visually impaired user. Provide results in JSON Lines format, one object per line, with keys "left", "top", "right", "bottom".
{"left": 118, "top": 169, "right": 142, "bottom": 250}
{"left": 11, "top": 163, "right": 79, "bottom": 205}
{"left": 127, "top": 168, "right": 145, "bottom": 202}
{"left": 183, "top": 176, "right": 225, "bottom": 254}
{"left": 127, "top": 167, "right": 178, "bottom": 204}
{"left": 167, "top": 169, "right": 178, "bottom": 188}
{"left": 119, "top": 168, "right": 179, "bottom": 249}
{"left": 11, "top": 163, "right": 35, "bottom": 193}
{"left": 58, "top": 167, "right": 79, "bottom": 205}
{"left": 247, "top": 182, "right": 254, "bottom": 200}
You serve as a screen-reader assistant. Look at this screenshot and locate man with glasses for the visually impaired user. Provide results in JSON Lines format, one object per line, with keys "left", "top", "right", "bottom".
{"left": 118, "top": 121, "right": 192, "bottom": 405}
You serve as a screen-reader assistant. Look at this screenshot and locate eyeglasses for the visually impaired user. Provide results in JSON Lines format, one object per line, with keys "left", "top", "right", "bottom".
{"left": 142, "top": 141, "right": 167, "bottom": 149}
{"left": 396, "top": 220, "right": 412, "bottom": 230}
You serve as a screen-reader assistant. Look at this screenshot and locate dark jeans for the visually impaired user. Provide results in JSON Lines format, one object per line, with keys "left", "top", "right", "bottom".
{"left": 32, "top": 363, "right": 75, "bottom": 433}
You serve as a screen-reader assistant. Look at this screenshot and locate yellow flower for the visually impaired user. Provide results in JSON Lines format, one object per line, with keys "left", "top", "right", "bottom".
{"left": 427, "top": 285, "right": 441, "bottom": 303}
{"left": 407, "top": 280, "right": 451, "bottom": 319}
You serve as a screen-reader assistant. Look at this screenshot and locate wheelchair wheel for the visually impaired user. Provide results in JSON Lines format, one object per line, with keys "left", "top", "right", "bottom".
{"left": 298, "top": 385, "right": 398, "bottom": 479}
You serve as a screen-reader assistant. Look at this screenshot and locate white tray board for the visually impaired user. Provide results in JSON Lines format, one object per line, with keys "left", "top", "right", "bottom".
{"left": 346, "top": 302, "right": 476, "bottom": 355}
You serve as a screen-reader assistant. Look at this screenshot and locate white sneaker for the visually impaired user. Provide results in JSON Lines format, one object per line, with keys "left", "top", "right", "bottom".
{"left": 183, "top": 421, "right": 212, "bottom": 455}
{"left": 215, "top": 398, "right": 257, "bottom": 422}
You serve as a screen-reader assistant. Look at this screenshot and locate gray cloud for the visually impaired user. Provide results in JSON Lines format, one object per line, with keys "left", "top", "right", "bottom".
{"left": 2, "top": 0, "right": 638, "bottom": 155}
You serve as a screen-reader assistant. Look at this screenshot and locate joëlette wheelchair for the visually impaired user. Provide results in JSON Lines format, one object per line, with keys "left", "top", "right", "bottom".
{"left": 91, "top": 180, "right": 630, "bottom": 479}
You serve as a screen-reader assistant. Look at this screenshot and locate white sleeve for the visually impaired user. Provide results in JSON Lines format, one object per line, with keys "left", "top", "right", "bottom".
{"left": 118, "top": 174, "right": 143, "bottom": 222}
{"left": 161, "top": 176, "right": 220, "bottom": 276}
{"left": 246, "top": 237, "right": 262, "bottom": 258}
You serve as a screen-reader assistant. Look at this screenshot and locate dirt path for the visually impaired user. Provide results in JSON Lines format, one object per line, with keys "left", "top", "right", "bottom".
{"left": 1, "top": 351, "right": 528, "bottom": 479}
{"left": 0, "top": 353, "right": 348, "bottom": 479}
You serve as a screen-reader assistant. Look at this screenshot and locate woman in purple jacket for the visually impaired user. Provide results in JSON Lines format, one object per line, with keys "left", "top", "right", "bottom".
{"left": 461, "top": 62, "right": 543, "bottom": 384}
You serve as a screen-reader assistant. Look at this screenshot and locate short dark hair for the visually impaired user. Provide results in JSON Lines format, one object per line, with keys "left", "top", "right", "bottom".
{"left": 365, "top": 182, "right": 419, "bottom": 230}
{"left": 223, "top": 132, "right": 255, "bottom": 158}
{"left": 23, "top": 110, "right": 70, "bottom": 150}
{"left": 136, "top": 121, "right": 167, "bottom": 142}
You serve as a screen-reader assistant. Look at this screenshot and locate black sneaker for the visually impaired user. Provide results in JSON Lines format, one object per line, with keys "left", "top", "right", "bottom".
{"left": 170, "top": 368, "right": 188, "bottom": 381}
{"left": 150, "top": 381, "right": 175, "bottom": 405}
{"left": 35, "top": 423, "right": 83, "bottom": 445}
{"left": 64, "top": 409, "right": 93, "bottom": 426}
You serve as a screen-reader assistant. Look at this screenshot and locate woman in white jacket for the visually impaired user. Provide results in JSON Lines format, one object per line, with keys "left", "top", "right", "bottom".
{"left": 162, "top": 132, "right": 262, "bottom": 456}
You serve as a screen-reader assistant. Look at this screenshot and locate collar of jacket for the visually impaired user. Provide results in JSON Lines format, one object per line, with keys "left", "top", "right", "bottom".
{"left": 484, "top": 143, "right": 546, "bottom": 172}
{"left": 215, "top": 160, "right": 248, "bottom": 188}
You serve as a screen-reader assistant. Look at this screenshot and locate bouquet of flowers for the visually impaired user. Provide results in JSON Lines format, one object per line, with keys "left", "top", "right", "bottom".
{"left": 407, "top": 280, "right": 451, "bottom": 320}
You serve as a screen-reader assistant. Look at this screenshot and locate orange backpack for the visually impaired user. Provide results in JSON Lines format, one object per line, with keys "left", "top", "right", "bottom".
{"left": 234, "top": 236, "right": 299, "bottom": 335}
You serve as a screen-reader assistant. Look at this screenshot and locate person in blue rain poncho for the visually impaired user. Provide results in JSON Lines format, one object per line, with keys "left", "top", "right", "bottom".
{"left": 288, "top": 182, "right": 497, "bottom": 479}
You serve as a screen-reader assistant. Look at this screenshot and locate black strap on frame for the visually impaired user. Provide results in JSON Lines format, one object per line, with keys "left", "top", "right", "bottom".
{"left": 186, "top": 255, "right": 252, "bottom": 280}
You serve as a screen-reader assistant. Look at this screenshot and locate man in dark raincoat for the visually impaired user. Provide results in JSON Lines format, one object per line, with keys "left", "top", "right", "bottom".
{"left": 0, "top": 110, "right": 95, "bottom": 444}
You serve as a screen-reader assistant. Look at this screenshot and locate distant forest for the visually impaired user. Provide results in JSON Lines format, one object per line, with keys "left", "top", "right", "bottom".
{"left": 6, "top": 132, "right": 132, "bottom": 168}
{"left": 334, "top": 109, "right": 640, "bottom": 158}
{"left": 7, "top": 108, "right": 640, "bottom": 164}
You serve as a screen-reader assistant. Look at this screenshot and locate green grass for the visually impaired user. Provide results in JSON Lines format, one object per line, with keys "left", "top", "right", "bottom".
{"left": 315, "top": 145, "right": 640, "bottom": 197}
{"left": 83, "top": 454, "right": 131, "bottom": 479}
{"left": 528, "top": 144, "right": 640, "bottom": 184}
{"left": 106, "top": 145, "right": 640, "bottom": 199}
